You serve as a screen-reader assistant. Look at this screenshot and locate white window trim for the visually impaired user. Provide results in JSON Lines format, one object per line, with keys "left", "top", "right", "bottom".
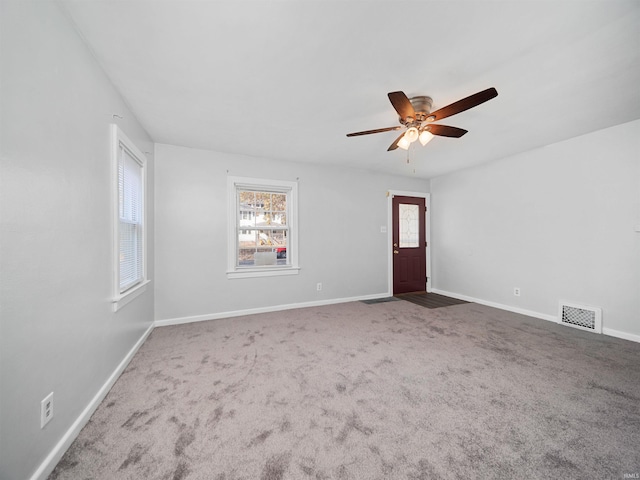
{"left": 227, "top": 176, "right": 299, "bottom": 279}
{"left": 111, "top": 124, "right": 150, "bottom": 311}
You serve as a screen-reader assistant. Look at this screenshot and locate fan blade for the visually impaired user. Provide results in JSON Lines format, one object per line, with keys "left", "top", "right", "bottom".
{"left": 427, "top": 124, "right": 468, "bottom": 138}
{"left": 428, "top": 87, "right": 498, "bottom": 122}
{"left": 388, "top": 91, "right": 416, "bottom": 121}
{"left": 346, "top": 126, "right": 402, "bottom": 137}
{"left": 387, "top": 132, "right": 406, "bottom": 151}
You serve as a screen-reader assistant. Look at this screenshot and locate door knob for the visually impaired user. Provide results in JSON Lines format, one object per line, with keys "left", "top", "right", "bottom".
{"left": 393, "top": 250, "right": 399, "bottom": 254}
{"left": 393, "top": 243, "right": 398, "bottom": 247}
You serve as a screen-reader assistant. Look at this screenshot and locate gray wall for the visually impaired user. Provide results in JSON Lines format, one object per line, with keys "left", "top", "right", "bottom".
{"left": 0, "top": 2, "right": 155, "bottom": 479}
{"left": 2, "top": 3, "right": 636, "bottom": 479}
{"left": 430, "top": 120, "right": 640, "bottom": 338}
{"left": 154, "top": 143, "right": 429, "bottom": 322}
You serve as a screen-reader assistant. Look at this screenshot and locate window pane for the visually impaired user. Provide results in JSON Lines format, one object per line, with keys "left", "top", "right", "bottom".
{"left": 255, "top": 192, "right": 271, "bottom": 211}
{"left": 234, "top": 186, "right": 291, "bottom": 270}
{"left": 238, "top": 191, "right": 255, "bottom": 206}
{"left": 254, "top": 248, "right": 277, "bottom": 265}
{"left": 120, "top": 148, "right": 142, "bottom": 222}
{"left": 120, "top": 222, "right": 141, "bottom": 290}
{"left": 237, "top": 228, "right": 288, "bottom": 267}
{"left": 271, "top": 193, "right": 286, "bottom": 212}
{"left": 238, "top": 248, "right": 256, "bottom": 266}
{"left": 399, "top": 203, "right": 419, "bottom": 248}
{"left": 255, "top": 212, "right": 272, "bottom": 227}
{"left": 239, "top": 229, "right": 258, "bottom": 249}
{"left": 272, "top": 212, "right": 286, "bottom": 226}
{"left": 239, "top": 210, "right": 254, "bottom": 227}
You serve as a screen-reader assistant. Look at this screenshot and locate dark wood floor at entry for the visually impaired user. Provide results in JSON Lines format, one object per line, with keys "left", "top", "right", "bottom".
{"left": 395, "top": 292, "right": 469, "bottom": 309}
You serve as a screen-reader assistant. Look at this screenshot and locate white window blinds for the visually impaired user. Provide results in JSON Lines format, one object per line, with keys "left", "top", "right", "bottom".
{"left": 118, "top": 144, "right": 143, "bottom": 292}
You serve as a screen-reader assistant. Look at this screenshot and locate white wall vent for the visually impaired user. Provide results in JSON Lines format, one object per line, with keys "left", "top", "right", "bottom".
{"left": 558, "top": 302, "right": 602, "bottom": 333}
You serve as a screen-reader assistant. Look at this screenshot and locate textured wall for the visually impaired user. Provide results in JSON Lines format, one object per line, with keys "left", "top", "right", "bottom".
{"left": 0, "top": 2, "right": 154, "bottom": 479}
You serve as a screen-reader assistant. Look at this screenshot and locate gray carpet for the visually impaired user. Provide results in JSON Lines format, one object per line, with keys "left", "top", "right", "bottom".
{"left": 49, "top": 301, "right": 640, "bottom": 479}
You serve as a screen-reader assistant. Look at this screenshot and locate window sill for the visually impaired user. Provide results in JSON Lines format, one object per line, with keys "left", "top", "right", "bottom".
{"left": 227, "top": 267, "right": 300, "bottom": 279}
{"left": 113, "top": 279, "right": 151, "bottom": 311}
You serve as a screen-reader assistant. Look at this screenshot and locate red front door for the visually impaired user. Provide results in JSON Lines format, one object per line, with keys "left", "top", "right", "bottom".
{"left": 392, "top": 195, "right": 426, "bottom": 294}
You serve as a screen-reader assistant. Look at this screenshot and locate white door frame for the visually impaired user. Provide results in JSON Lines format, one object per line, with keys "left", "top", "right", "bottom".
{"left": 387, "top": 190, "right": 431, "bottom": 295}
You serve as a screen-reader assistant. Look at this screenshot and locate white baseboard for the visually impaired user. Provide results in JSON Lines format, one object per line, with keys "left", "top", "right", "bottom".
{"left": 154, "top": 292, "right": 391, "bottom": 327}
{"left": 30, "top": 322, "right": 155, "bottom": 480}
{"left": 431, "top": 288, "right": 639, "bottom": 344}
{"left": 602, "top": 327, "right": 640, "bottom": 344}
{"left": 430, "top": 288, "right": 558, "bottom": 323}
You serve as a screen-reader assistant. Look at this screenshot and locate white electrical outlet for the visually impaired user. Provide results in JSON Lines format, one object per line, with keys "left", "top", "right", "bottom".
{"left": 514, "top": 287, "right": 521, "bottom": 297}
{"left": 41, "top": 392, "right": 53, "bottom": 428}
{"left": 317, "top": 283, "right": 322, "bottom": 291}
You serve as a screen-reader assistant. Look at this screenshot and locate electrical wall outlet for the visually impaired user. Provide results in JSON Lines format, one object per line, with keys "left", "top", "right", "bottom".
{"left": 514, "top": 287, "right": 521, "bottom": 297}
{"left": 41, "top": 392, "right": 53, "bottom": 428}
{"left": 316, "top": 282, "right": 322, "bottom": 291}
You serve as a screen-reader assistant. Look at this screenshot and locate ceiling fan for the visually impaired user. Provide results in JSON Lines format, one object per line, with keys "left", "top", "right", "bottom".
{"left": 346, "top": 87, "right": 498, "bottom": 151}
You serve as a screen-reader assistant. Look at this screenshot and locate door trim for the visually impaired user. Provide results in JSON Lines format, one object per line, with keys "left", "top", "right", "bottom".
{"left": 387, "top": 190, "right": 431, "bottom": 295}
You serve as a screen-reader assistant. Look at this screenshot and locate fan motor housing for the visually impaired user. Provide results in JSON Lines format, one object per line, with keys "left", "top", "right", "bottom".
{"left": 400, "top": 96, "right": 433, "bottom": 124}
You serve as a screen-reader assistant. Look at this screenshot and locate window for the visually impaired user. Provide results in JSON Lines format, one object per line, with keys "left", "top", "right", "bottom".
{"left": 227, "top": 177, "right": 299, "bottom": 278}
{"left": 111, "top": 125, "right": 148, "bottom": 310}
{"left": 399, "top": 203, "right": 420, "bottom": 248}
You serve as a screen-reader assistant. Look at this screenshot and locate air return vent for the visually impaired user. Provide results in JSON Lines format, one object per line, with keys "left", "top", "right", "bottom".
{"left": 558, "top": 302, "right": 602, "bottom": 333}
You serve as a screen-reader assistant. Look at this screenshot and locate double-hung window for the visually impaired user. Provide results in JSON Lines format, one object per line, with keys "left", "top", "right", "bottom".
{"left": 227, "top": 177, "right": 299, "bottom": 278}
{"left": 111, "top": 125, "right": 148, "bottom": 309}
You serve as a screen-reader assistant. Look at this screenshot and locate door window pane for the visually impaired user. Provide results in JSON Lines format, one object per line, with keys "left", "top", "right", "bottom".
{"left": 399, "top": 203, "right": 419, "bottom": 248}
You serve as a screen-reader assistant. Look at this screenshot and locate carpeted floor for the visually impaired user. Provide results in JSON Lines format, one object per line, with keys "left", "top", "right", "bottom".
{"left": 49, "top": 301, "right": 640, "bottom": 479}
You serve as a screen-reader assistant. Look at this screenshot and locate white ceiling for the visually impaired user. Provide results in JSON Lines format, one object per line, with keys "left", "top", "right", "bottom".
{"left": 60, "top": 0, "right": 640, "bottom": 179}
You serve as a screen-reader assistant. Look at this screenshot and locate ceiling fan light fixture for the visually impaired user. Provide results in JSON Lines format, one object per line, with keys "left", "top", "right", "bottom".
{"left": 397, "top": 136, "right": 411, "bottom": 150}
{"left": 404, "top": 127, "right": 419, "bottom": 143}
{"left": 419, "top": 130, "right": 434, "bottom": 146}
